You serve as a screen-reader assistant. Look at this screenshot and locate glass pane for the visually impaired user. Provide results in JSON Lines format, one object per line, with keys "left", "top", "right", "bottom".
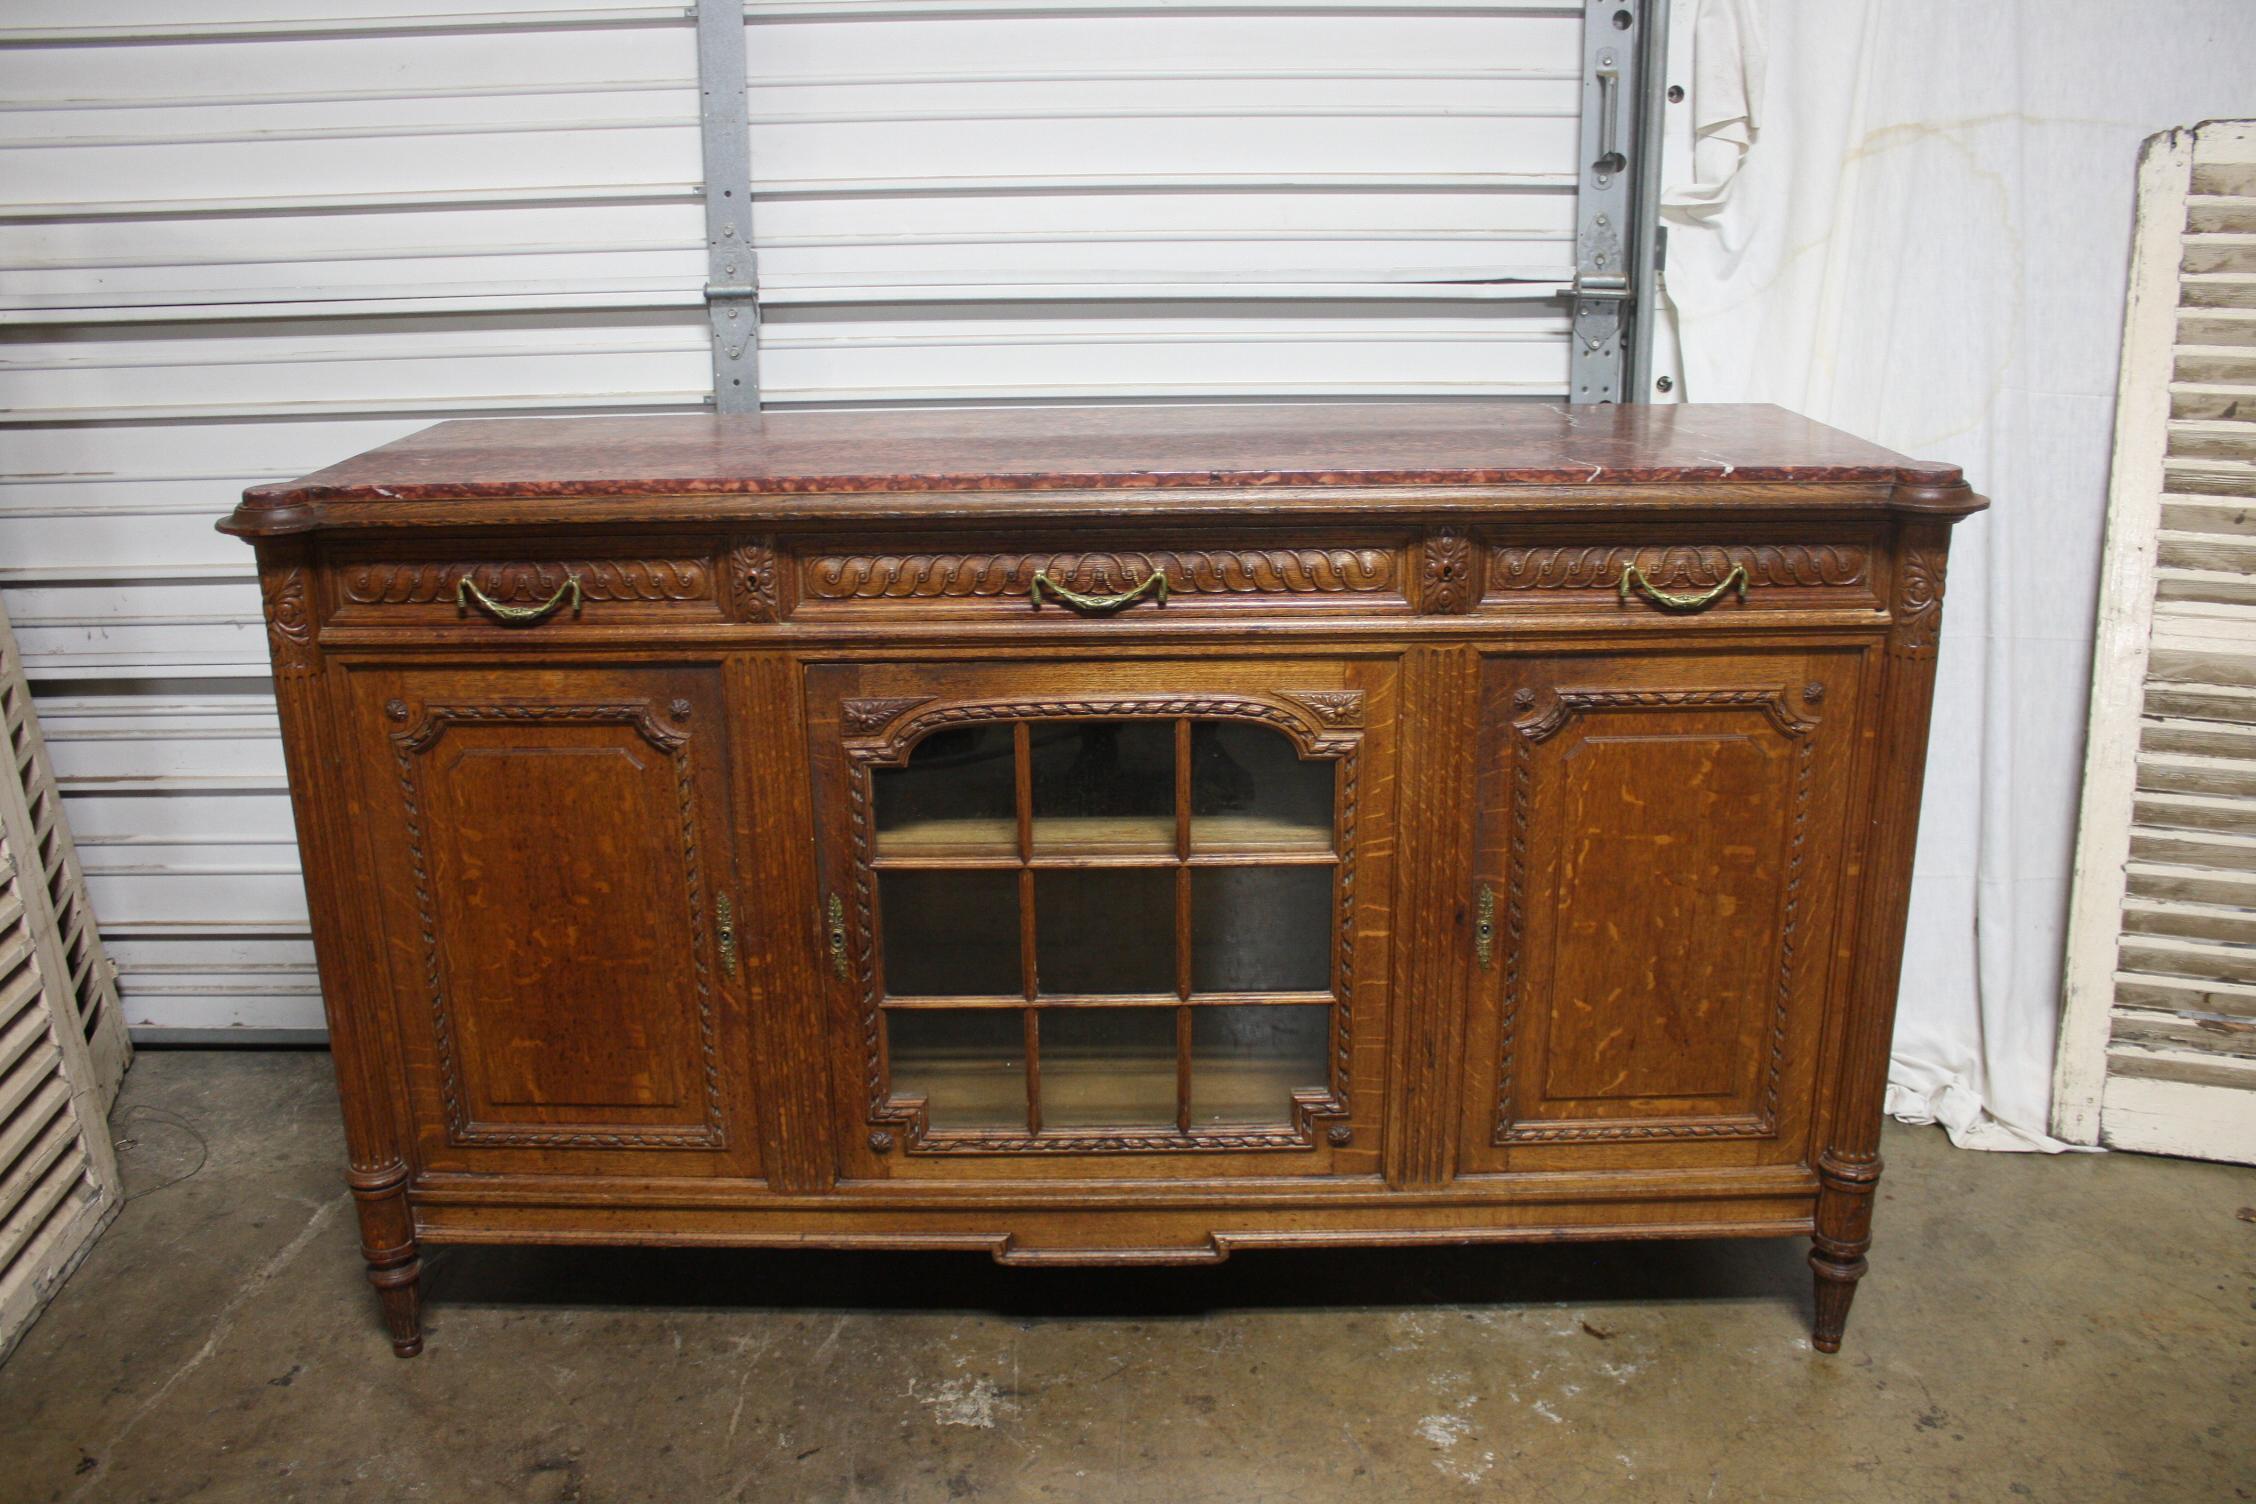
{"left": 874, "top": 725, "right": 1017, "bottom": 860}
{"left": 880, "top": 870, "right": 1021, "bottom": 996}
{"left": 888, "top": 1008, "right": 1026, "bottom": 1131}
{"left": 1191, "top": 866, "right": 1333, "bottom": 993}
{"left": 1029, "top": 720, "right": 1175, "bottom": 856}
{"left": 1040, "top": 1008, "right": 1178, "bottom": 1129}
{"left": 1190, "top": 1005, "right": 1329, "bottom": 1126}
{"left": 1190, "top": 722, "right": 1334, "bottom": 855}
{"left": 1034, "top": 869, "right": 1177, "bottom": 995}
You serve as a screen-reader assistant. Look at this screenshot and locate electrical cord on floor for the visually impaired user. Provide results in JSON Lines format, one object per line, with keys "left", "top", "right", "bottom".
{"left": 113, "top": 1105, "right": 209, "bottom": 1202}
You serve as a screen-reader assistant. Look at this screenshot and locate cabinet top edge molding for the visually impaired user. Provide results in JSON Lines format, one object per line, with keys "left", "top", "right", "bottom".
{"left": 222, "top": 403, "right": 1982, "bottom": 540}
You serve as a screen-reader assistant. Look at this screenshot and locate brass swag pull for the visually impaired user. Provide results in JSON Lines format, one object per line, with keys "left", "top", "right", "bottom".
{"left": 1028, "top": 571, "right": 1169, "bottom": 613}
{"left": 455, "top": 572, "right": 582, "bottom": 625}
{"left": 716, "top": 893, "right": 738, "bottom": 976}
{"left": 1618, "top": 561, "right": 1748, "bottom": 613}
{"left": 1475, "top": 883, "right": 1496, "bottom": 970}
{"left": 826, "top": 893, "right": 849, "bottom": 979}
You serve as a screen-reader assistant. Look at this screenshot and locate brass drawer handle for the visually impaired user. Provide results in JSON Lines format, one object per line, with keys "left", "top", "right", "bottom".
{"left": 827, "top": 893, "right": 848, "bottom": 979}
{"left": 716, "top": 893, "right": 738, "bottom": 976}
{"left": 455, "top": 573, "right": 582, "bottom": 624}
{"left": 1618, "top": 562, "right": 1748, "bottom": 613}
{"left": 1475, "top": 883, "right": 1496, "bottom": 969}
{"left": 1028, "top": 571, "right": 1168, "bottom": 613}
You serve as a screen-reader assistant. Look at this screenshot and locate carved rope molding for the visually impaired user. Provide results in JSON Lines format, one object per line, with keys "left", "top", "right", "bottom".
{"left": 841, "top": 693, "right": 1357, "bottom": 1153}
{"left": 340, "top": 557, "right": 714, "bottom": 605}
{"left": 1487, "top": 543, "right": 1872, "bottom": 592}
{"left": 803, "top": 548, "right": 1397, "bottom": 600}
{"left": 388, "top": 701, "right": 725, "bottom": 1150}
{"left": 1493, "top": 686, "right": 1818, "bottom": 1146}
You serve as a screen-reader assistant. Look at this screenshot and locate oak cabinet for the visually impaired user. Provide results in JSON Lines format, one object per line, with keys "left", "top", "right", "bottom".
{"left": 223, "top": 403, "right": 1981, "bottom": 1358}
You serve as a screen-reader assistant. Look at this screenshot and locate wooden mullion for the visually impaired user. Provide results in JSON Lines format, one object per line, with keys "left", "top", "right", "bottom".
{"left": 1023, "top": 1005, "right": 1042, "bottom": 1136}
{"left": 1174, "top": 717, "right": 1194, "bottom": 1132}
{"left": 1014, "top": 721, "right": 1040, "bottom": 1135}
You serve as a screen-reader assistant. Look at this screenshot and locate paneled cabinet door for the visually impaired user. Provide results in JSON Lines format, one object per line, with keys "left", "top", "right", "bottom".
{"left": 348, "top": 664, "right": 761, "bottom": 1178}
{"left": 1458, "top": 648, "right": 1871, "bottom": 1173}
{"left": 806, "top": 657, "right": 1394, "bottom": 1182}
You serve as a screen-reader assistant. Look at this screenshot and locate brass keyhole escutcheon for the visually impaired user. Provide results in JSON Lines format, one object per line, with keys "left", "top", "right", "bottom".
{"left": 1475, "top": 883, "right": 1496, "bottom": 970}
{"left": 826, "top": 893, "right": 849, "bottom": 979}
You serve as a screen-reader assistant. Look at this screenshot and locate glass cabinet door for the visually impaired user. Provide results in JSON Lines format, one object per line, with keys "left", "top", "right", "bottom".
{"left": 811, "top": 664, "right": 1390, "bottom": 1174}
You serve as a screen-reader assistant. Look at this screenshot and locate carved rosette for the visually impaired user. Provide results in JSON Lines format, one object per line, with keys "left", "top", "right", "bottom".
{"left": 728, "top": 539, "right": 781, "bottom": 622}
{"left": 1280, "top": 689, "right": 1365, "bottom": 729}
{"left": 1418, "top": 529, "right": 1475, "bottom": 614}
{"left": 804, "top": 548, "right": 1396, "bottom": 601}
{"left": 261, "top": 563, "right": 315, "bottom": 675}
{"left": 840, "top": 696, "right": 937, "bottom": 737}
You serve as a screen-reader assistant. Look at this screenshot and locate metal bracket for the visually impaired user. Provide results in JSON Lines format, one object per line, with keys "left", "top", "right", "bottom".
{"left": 695, "top": 1, "right": 759, "bottom": 411}
{"left": 1568, "top": 0, "right": 1666, "bottom": 404}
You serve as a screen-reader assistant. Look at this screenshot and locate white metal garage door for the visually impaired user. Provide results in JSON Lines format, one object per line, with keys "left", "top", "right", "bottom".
{"left": 0, "top": 0, "right": 1658, "bottom": 1036}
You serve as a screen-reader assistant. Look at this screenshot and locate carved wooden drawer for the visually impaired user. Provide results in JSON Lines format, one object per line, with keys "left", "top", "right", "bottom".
{"left": 792, "top": 534, "right": 1412, "bottom": 620}
{"left": 1477, "top": 534, "right": 1886, "bottom": 616}
{"left": 323, "top": 539, "right": 729, "bottom": 630}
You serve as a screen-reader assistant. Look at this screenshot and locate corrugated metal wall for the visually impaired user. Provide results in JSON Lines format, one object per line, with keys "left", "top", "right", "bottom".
{"left": 1, "top": 0, "right": 1598, "bottom": 1036}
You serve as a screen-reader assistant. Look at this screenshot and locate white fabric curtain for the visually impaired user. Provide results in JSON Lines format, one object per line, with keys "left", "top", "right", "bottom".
{"left": 1661, "top": 0, "right": 2256, "bottom": 1148}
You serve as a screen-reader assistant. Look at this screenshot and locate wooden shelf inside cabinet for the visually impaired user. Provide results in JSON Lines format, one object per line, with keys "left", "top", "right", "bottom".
{"left": 225, "top": 400, "right": 1983, "bottom": 1359}
{"left": 875, "top": 813, "right": 1334, "bottom": 864}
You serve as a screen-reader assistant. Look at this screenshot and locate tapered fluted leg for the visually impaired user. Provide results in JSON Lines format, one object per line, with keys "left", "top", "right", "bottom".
{"left": 1809, "top": 1150, "right": 1881, "bottom": 1353}
{"left": 349, "top": 1164, "right": 424, "bottom": 1358}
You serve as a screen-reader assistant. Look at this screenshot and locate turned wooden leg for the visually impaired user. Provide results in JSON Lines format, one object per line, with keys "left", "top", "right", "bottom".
{"left": 1809, "top": 1150, "right": 1882, "bottom": 1353}
{"left": 348, "top": 1163, "right": 424, "bottom": 1358}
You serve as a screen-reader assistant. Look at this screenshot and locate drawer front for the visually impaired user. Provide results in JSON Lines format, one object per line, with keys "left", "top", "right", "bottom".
{"left": 1478, "top": 534, "right": 1885, "bottom": 615}
{"left": 324, "top": 539, "right": 730, "bottom": 629}
{"left": 794, "top": 535, "right": 1414, "bottom": 620}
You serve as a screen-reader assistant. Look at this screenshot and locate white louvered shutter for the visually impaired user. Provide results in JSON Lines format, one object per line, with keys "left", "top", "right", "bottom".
{"left": 1, "top": 0, "right": 1624, "bottom": 1034}
{"left": 2057, "top": 119, "right": 2256, "bottom": 1163}
{"left": 0, "top": 600, "right": 124, "bottom": 1363}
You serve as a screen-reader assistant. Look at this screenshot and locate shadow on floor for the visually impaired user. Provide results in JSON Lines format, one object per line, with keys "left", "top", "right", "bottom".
{"left": 424, "top": 1233, "right": 1817, "bottom": 1325}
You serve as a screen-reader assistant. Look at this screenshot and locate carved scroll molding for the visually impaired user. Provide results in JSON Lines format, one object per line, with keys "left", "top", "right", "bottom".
{"left": 389, "top": 700, "right": 724, "bottom": 1150}
{"left": 1493, "top": 686, "right": 1817, "bottom": 1147}
{"left": 340, "top": 557, "right": 713, "bottom": 606}
{"left": 840, "top": 692, "right": 1357, "bottom": 1154}
{"left": 1488, "top": 543, "right": 1871, "bottom": 593}
{"left": 804, "top": 548, "right": 1397, "bottom": 601}
{"left": 1417, "top": 529, "right": 1475, "bottom": 614}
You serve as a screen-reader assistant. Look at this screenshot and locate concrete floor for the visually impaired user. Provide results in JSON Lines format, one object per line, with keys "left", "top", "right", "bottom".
{"left": 1, "top": 1052, "right": 2250, "bottom": 1503}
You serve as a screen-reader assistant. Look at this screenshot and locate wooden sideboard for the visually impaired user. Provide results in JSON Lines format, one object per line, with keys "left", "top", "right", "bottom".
{"left": 222, "top": 402, "right": 1982, "bottom": 1358}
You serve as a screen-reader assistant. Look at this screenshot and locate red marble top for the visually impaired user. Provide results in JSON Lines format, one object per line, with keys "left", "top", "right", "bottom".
{"left": 238, "top": 403, "right": 1960, "bottom": 512}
